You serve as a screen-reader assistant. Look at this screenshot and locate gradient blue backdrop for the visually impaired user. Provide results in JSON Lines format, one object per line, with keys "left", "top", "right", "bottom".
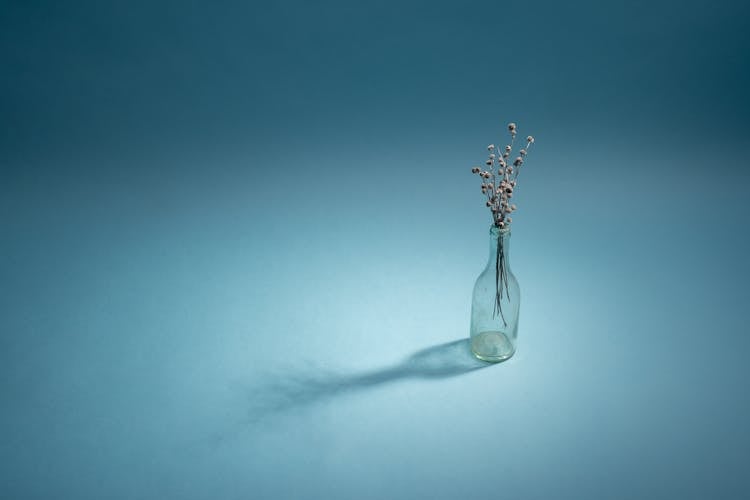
{"left": 2, "top": 1, "right": 749, "bottom": 499}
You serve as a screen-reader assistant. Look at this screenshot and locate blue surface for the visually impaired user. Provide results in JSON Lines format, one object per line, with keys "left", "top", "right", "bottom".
{"left": 2, "top": 1, "right": 749, "bottom": 499}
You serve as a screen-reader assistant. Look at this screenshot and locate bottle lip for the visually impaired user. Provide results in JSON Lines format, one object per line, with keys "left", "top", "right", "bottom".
{"left": 489, "top": 224, "right": 512, "bottom": 235}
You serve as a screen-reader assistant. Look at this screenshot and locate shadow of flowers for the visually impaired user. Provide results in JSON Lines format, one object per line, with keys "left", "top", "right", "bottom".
{"left": 242, "top": 338, "right": 490, "bottom": 424}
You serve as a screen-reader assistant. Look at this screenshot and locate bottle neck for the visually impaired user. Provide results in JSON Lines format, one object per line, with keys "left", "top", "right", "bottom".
{"left": 488, "top": 226, "right": 511, "bottom": 266}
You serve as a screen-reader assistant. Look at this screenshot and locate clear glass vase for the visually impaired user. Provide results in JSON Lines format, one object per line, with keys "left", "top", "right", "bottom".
{"left": 470, "top": 225, "right": 520, "bottom": 362}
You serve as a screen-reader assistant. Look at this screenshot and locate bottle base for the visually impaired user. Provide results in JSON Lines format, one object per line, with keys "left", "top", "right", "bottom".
{"left": 471, "top": 331, "right": 515, "bottom": 363}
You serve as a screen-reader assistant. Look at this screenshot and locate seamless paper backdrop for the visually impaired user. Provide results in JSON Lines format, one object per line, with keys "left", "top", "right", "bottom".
{"left": 2, "top": 1, "right": 749, "bottom": 499}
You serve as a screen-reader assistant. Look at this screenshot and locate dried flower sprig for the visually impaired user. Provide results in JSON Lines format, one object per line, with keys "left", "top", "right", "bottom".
{"left": 469, "top": 122, "right": 536, "bottom": 324}
{"left": 470, "top": 122, "right": 535, "bottom": 229}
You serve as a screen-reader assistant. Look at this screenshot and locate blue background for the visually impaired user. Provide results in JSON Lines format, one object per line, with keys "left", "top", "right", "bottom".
{"left": 2, "top": 1, "right": 749, "bottom": 498}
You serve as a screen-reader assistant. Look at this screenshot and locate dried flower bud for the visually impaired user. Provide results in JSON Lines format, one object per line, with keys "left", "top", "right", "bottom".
{"left": 489, "top": 154, "right": 495, "bottom": 160}
{"left": 519, "top": 149, "right": 527, "bottom": 156}
{"left": 505, "top": 145, "right": 512, "bottom": 152}
{"left": 486, "top": 201, "right": 491, "bottom": 207}
{"left": 508, "top": 123, "right": 516, "bottom": 132}
{"left": 471, "top": 167, "right": 480, "bottom": 174}
{"left": 498, "top": 169, "right": 504, "bottom": 175}
{"left": 487, "top": 144, "right": 495, "bottom": 151}
{"left": 498, "top": 160, "right": 506, "bottom": 167}
{"left": 485, "top": 159, "right": 492, "bottom": 166}
{"left": 498, "top": 221, "right": 505, "bottom": 228}
{"left": 507, "top": 167, "right": 513, "bottom": 174}
{"left": 503, "top": 152, "right": 509, "bottom": 159}
{"left": 510, "top": 181, "right": 516, "bottom": 187}
{"left": 511, "top": 204, "right": 517, "bottom": 211}
{"left": 506, "top": 217, "right": 512, "bottom": 223}
{"left": 526, "top": 136, "right": 534, "bottom": 143}
{"left": 513, "top": 157, "right": 523, "bottom": 166}
{"left": 487, "top": 183, "right": 494, "bottom": 189}
{"left": 505, "top": 206, "right": 511, "bottom": 213}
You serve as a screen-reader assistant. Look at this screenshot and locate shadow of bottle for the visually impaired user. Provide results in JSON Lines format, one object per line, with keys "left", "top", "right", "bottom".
{"left": 242, "top": 338, "right": 490, "bottom": 425}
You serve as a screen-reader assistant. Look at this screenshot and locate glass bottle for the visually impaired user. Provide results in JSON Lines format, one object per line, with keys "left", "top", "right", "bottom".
{"left": 470, "top": 225, "right": 520, "bottom": 362}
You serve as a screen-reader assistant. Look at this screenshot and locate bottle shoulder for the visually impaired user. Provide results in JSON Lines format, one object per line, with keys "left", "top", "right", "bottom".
{"left": 474, "top": 266, "right": 519, "bottom": 286}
